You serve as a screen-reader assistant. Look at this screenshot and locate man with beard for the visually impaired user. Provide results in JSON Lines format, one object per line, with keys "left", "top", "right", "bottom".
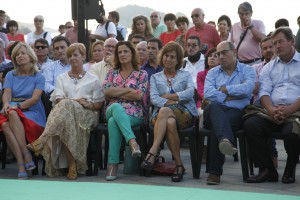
{"left": 252, "top": 36, "right": 275, "bottom": 102}
{"left": 203, "top": 41, "right": 255, "bottom": 185}
{"left": 89, "top": 13, "right": 117, "bottom": 41}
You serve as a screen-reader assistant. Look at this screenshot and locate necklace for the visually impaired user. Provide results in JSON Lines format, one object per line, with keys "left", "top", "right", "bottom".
{"left": 69, "top": 71, "right": 85, "bottom": 85}
{"left": 164, "top": 70, "right": 176, "bottom": 94}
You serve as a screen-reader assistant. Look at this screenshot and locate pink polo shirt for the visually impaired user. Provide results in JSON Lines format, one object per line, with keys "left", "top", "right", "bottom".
{"left": 231, "top": 19, "right": 265, "bottom": 61}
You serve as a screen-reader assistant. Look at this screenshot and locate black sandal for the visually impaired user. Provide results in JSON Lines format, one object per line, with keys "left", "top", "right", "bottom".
{"left": 171, "top": 165, "right": 185, "bottom": 182}
{"left": 141, "top": 153, "right": 155, "bottom": 171}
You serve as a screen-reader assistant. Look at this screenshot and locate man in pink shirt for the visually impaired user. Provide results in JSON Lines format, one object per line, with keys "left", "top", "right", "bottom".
{"left": 231, "top": 2, "right": 266, "bottom": 65}
{"left": 65, "top": 20, "right": 78, "bottom": 44}
{"left": 185, "top": 8, "right": 220, "bottom": 54}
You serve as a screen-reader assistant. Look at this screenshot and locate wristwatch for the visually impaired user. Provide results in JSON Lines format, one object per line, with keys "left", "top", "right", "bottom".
{"left": 248, "top": 25, "right": 254, "bottom": 29}
{"left": 17, "top": 103, "right": 21, "bottom": 109}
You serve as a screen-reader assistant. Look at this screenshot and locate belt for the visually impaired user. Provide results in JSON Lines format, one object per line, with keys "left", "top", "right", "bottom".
{"left": 239, "top": 58, "right": 261, "bottom": 64}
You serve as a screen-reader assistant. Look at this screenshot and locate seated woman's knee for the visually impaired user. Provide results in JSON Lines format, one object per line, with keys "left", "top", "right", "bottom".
{"left": 167, "top": 117, "right": 177, "bottom": 127}
{"left": 8, "top": 110, "right": 19, "bottom": 119}
{"left": 158, "top": 107, "right": 173, "bottom": 118}
{"left": 1, "top": 122, "right": 9, "bottom": 130}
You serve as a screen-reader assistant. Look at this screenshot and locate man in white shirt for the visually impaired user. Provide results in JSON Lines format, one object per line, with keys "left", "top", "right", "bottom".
{"left": 181, "top": 36, "right": 205, "bottom": 88}
{"left": 89, "top": 13, "right": 117, "bottom": 42}
{"left": 26, "top": 15, "right": 52, "bottom": 47}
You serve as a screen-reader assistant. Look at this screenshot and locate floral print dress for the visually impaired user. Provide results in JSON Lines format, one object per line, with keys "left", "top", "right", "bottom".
{"left": 102, "top": 69, "right": 148, "bottom": 119}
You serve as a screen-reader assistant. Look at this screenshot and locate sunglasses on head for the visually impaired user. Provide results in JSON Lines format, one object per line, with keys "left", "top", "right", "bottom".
{"left": 35, "top": 45, "right": 47, "bottom": 49}
{"left": 191, "top": 14, "right": 199, "bottom": 18}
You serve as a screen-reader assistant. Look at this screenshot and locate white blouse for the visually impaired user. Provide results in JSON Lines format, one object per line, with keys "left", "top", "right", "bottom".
{"left": 50, "top": 71, "right": 105, "bottom": 103}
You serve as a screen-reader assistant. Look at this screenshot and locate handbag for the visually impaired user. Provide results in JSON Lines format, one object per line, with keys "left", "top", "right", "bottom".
{"left": 152, "top": 156, "right": 176, "bottom": 175}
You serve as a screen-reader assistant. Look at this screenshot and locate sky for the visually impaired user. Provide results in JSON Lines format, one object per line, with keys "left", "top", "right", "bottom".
{"left": 2, "top": 0, "right": 300, "bottom": 35}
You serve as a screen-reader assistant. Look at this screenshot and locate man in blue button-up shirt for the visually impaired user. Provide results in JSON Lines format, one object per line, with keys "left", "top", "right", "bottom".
{"left": 203, "top": 41, "right": 255, "bottom": 185}
{"left": 244, "top": 27, "right": 300, "bottom": 184}
{"left": 42, "top": 36, "right": 71, "bottom": 116}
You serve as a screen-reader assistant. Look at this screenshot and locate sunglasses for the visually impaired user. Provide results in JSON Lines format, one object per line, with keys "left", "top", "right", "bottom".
{"left": 34, "top": 20, "right": 43, "bottom": 22}
{"left": 191, "top": 14, "right": 199, "bottom": 18}
{"left": 150, "top": 15, "right": 158, "bottom": 18}
{"left": 35, "top": 45, "right": 47, "bottom": 49}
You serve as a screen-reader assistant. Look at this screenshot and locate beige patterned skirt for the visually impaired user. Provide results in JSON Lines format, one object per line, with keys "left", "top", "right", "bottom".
{"left": 41, "top": 99, "right": 99, "bottom": 177}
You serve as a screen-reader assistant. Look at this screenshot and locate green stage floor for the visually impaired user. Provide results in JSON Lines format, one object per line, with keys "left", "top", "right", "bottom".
{"left": 0, "top": 179, "right": 299, "bottom": 200}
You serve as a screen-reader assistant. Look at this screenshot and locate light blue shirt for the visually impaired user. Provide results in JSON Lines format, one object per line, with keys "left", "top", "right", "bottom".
{"left": 259, "top": 51, "right": 300, "bottom": 105}
{"left": 150, "top": 70, "right": 198, "bottom": 117}
{"left": 152, "top": 23, "right": 167, "bottom": 38}
{"left": 43, "top": 60, "right": 71, "bottom": 94}
{"left": 204, "top": 61, "right": 255, "bottom": 109}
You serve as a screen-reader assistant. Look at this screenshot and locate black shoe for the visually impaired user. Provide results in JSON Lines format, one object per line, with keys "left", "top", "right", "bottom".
{"left": 171, "top": 165, "right": 185, "bottom": 182}
{"left": 245, "top": 168, "right": 278, "bottom": 183}
{"left": 282, "top": 156, "right": 297, "bottom": 184}
{"left": 141, "top": 153, "right": 155, "bottom": 171}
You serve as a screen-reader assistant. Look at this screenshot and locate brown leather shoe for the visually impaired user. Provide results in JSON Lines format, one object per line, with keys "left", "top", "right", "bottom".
{"left": 207, "top": 173, "right": 220, "bottom": 185}
{"left": 245, "top": 168, "right": 278, "bottom": 183}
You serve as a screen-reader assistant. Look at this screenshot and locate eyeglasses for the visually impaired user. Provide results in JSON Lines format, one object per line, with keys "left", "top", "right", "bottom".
{"left": 191, "top": 14, "right": 199, "bottom": 18}
{"left": 34, "top": 19, "right": 43, "bottom": 23}
{"left": 216, "top": 49, "right": 232, "bottom": 57}
{"left": 187, "top": 44, "right": 199, "bottom": 48}
{"left": 35, "top": 45, "right": 47, "bottom": 49}
{"left": 104, "top": 45, "right": 115, "bottom": 49}
{"left": 150, "top": 15, "right": 158, "bottom": 18}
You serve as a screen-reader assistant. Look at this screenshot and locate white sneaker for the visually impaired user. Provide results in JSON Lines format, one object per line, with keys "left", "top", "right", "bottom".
{"left": 219, "top": 139, "right": 238, "bottom": 155}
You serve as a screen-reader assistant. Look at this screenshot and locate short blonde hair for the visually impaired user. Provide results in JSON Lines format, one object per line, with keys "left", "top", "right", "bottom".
{"left": 66, "top": 43, "right": 86, "bottom": 58}
{"left": 11, "top": 42, "right": 39, "bottom": 75}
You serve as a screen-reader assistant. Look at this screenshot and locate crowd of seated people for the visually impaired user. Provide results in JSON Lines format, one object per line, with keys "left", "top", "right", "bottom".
{"left": 0, "top": 1, "right": 299, "bottom": 186}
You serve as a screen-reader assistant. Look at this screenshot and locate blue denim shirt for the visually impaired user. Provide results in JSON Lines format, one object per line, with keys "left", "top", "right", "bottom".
{"left": 204, "top": 61, "right": 255, "bottom": 110}
{"left": 150, "top": 70, "right": 198, "bottom": 117}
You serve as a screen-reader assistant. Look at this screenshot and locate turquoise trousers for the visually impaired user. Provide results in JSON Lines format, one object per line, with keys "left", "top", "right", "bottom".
{"left": 106, "top": 103, "right": 143, "bottom": 164}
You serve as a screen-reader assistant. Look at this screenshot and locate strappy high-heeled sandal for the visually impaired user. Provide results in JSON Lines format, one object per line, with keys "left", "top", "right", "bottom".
{"left": 106, "top": 164, "right": 118, "bottom": 181}
{"left": 141, "top": 153, "right": 156, "bottom": 171}
{"left": 27, "top": 139, "right": 44, "bottom": 156}
{"left": 18, "top": 163, "right": 28, "bottom": 180}
{"left": 67, "top": 162, "right": 77, "bottom": 180}
{"left": 129, "top": 141, "right": 141, "bottom": 157}
{"left": 171, "top": 165, "right": 185, "bottom": 182}
{"left": 24, "top": 151, "right": 36, "bottom": 171}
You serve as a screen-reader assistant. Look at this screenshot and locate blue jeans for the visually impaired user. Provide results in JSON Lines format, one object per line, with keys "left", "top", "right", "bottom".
{"left": 106, "top": 103, "right": 143, "bottom": 164}
{"left": 203, "top": 102, "right": 243, "bottom": 175}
